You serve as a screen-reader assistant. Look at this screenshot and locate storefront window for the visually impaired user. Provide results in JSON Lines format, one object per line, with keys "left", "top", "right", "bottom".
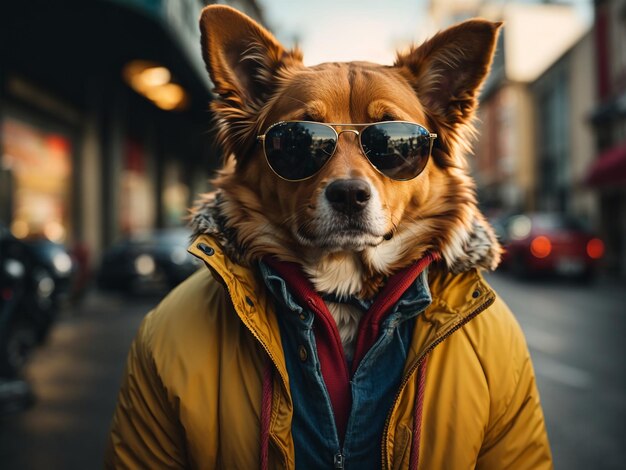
{"left": 1, "top": 116, "right": 72, "bottom": 242}
{"left": 163, "top": 161, "right": 189, "bottom": 227}
{"left": 120, "top": 139, "right": 155, "bottom": 236}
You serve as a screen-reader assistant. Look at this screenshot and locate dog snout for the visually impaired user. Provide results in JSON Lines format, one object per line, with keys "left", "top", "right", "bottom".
{"left": 325, "top": 179, "right": 371, "bottom": 214}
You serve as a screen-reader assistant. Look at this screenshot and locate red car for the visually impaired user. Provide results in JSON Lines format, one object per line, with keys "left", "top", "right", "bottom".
{"left": 495, "top": 213, "right": 604, "bottom": 279}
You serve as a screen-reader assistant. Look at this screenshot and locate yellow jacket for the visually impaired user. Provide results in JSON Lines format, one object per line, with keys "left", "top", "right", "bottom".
{"left": 105, "top": 234, "right": 553, "bottom": 469}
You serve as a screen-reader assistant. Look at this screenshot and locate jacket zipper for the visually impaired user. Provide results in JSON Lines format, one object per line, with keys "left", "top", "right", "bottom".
{"left": 380, "top": 295, "right": 495, "bottom": 470}
{"left": 224, "top": 280, "right": 294, "bottom": 467}
{"left": 204, "top": 261, "right": 292, "bottom": 468}
{"left": 334, "top": 452, "right": 344, "bottom": 469}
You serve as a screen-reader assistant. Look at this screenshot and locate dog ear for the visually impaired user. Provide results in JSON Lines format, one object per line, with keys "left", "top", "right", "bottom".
{"left": 395, "top": 20, "right": 501, "bottom": 128}
{"left": 199, "top": 6, "right": 302, "bottom": 160}
{"left": 199, "top": 5, "right": 299, "bottom": 108}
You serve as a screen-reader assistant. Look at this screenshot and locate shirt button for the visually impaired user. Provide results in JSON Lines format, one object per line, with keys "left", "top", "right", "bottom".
{"left": 298, "top": 345, "right": 308, "bottom": 362}
{"left": 472, "top": 289, "right": 481, "bottom": 298}
{"left": 299, "top": 313, "right": 306, "bottom": 321}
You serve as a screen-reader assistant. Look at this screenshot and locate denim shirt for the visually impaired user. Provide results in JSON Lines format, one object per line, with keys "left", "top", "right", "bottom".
{"left": 259, "top": 262, "right": 432, "bottom": 469}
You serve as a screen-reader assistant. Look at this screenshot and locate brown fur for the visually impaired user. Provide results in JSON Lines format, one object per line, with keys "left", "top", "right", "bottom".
{"left": 197, "top": 6, "right": 502, "bottom": 299}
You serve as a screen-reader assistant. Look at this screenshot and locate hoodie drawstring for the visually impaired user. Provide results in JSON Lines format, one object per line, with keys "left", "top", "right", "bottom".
{"left": 409, "top": 354, "right": 429, "bottom": 470}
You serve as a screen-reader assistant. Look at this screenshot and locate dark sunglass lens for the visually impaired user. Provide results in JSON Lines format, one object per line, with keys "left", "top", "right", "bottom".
{"left": 264, "top": 122, "right": 336, "bottom": 180}
{"left": 361, "top": 123, "right": 431, "bottom": 180}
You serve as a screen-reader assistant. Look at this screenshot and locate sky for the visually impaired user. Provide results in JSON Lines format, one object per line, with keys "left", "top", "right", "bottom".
{"left": 256, "top": 0, "right": 430, "bottom": 65}
{"left": 256, "top": 0, "right": 594, "bottom": 66}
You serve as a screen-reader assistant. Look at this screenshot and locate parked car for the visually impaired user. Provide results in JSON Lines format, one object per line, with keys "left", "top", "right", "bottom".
{"left": 22, "top": 236, "right": 75, "bottom": 342}
{"left": 0, "top": 223, "right": 30, "bottom": 377}
{"left": 496, "top": 212, "right": 604, "bottom": 280}
{"left": 0, "top": 223, "right": 75, "bottom": 376}
{"left": 0, "top": 223, "right": 75, "bottom": 414}
{"left": 0, "top": 225, "right": 34, "bottom": 414}
{"left": 98, "top": 228, "right": 200, "bottom": 294}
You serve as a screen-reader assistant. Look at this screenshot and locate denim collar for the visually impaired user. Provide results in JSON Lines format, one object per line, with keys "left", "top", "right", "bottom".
{"left": 258, "top": 261, "right": 432, "bottom": 326}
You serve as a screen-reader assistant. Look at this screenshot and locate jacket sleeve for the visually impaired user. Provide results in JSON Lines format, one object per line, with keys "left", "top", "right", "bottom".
{"left": 476, "top": 322, "right": 553, "bottom": 469}
{"left": 104, "top": 313, "right": 186, "bottom": 469}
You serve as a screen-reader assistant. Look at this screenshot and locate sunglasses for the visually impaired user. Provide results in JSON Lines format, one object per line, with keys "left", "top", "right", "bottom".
{"left": 257, "top": 121, "right": 437, "bottom": 181}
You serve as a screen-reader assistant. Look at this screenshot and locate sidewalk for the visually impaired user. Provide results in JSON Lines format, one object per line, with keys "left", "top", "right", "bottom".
{"left": 0, "top": 290, "right": 159, "bottom": 470}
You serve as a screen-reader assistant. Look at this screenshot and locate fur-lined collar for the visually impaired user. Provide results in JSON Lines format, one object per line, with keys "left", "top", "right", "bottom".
{"left": 190, "top": 189, "right": 501, "bottom": 276}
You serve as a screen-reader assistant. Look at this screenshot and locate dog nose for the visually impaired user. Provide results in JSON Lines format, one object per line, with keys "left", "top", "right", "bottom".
{"left": 325, "top": 179, "right": 371, "bottom": 214}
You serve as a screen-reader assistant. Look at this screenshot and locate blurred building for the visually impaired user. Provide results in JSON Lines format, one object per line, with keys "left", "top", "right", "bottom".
{"left": 0, "top": 0, "right": 263, "bottom": 268}
{"left": 586, "top": 0, "right": 626, "bottom": 277}
{"left": 468, "top": 3, "right": 588, "bottom": 214}
{"left": 530, "top": 32, "right": 597, "bottom": 219}
{"left": 429, "top": 1, "right": 590, "bottom": 213}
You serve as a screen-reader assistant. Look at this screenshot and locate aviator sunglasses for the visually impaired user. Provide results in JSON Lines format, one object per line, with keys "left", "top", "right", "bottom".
{"left": 257, "top": 121, "right": 437, "bottom": 181}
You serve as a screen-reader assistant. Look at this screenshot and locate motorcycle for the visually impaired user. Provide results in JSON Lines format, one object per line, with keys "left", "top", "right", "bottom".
{"left": 0, "top": 225, "right": 34, "bottom": 413}
{"left": 0, "top": 223, "right": 74, "bottom": 377}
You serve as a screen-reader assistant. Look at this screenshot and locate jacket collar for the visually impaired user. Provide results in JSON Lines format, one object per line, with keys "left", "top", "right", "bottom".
{"left": 188, "top": 233, "right": 495, "bottom": 334}
{"left": 258, "top": 258, "right": 433, "bottom": 321}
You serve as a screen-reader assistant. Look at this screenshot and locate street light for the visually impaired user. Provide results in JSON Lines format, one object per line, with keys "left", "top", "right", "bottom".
{"left": 122, "top": 60, "right": 189, "bottom": 111}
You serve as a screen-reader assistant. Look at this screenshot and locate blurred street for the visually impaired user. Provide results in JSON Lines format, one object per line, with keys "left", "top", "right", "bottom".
{"left": 0, "top": 272, "right": 623, "bottom": 469}
{"left": 485, "top": 272, "right": 626, "bottom": 470}
{"left": 0, "top": 292, "right": 154, "bottom": 470}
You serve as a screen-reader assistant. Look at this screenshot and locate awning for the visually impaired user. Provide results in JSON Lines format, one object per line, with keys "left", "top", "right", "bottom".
{"left": 105, "top": 0, "right": 213, "bottom": 94}
{"left": 585, "top": 143, "right": 626, "bottom": 187}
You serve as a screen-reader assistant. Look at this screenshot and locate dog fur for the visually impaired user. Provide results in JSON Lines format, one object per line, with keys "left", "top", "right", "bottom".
{"left": 193, "top": 6, "right": 503, "bottom": 353}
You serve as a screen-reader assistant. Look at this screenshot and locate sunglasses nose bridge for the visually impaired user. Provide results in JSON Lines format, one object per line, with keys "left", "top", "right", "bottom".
{"left": 336, "top": 129, "right": 360, "bottom": 138}
{"left": 329, "top": 129, "right": 375, "bottom": 176}
{"left": 334, "top": 129, "right": 361, "bottom": 150}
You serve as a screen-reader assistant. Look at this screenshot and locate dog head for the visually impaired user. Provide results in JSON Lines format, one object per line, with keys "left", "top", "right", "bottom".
{"left": 195, "top": 5, "right": 502, "bottom": 297}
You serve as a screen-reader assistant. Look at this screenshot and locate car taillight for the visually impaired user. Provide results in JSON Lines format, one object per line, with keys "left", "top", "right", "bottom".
{"left": 530, "top": 236, "right": 552, "bottom": 258}
{"left": 587, "top": 238, "right": 604, "bottom": 259}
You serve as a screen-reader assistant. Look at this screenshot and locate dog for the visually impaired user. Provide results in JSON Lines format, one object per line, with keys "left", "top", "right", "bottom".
{"left": 106, "top": 10, "right": 554, "bottom": 467}
{"left": 192, "top": 7, "right": 502, "bottom": 358}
